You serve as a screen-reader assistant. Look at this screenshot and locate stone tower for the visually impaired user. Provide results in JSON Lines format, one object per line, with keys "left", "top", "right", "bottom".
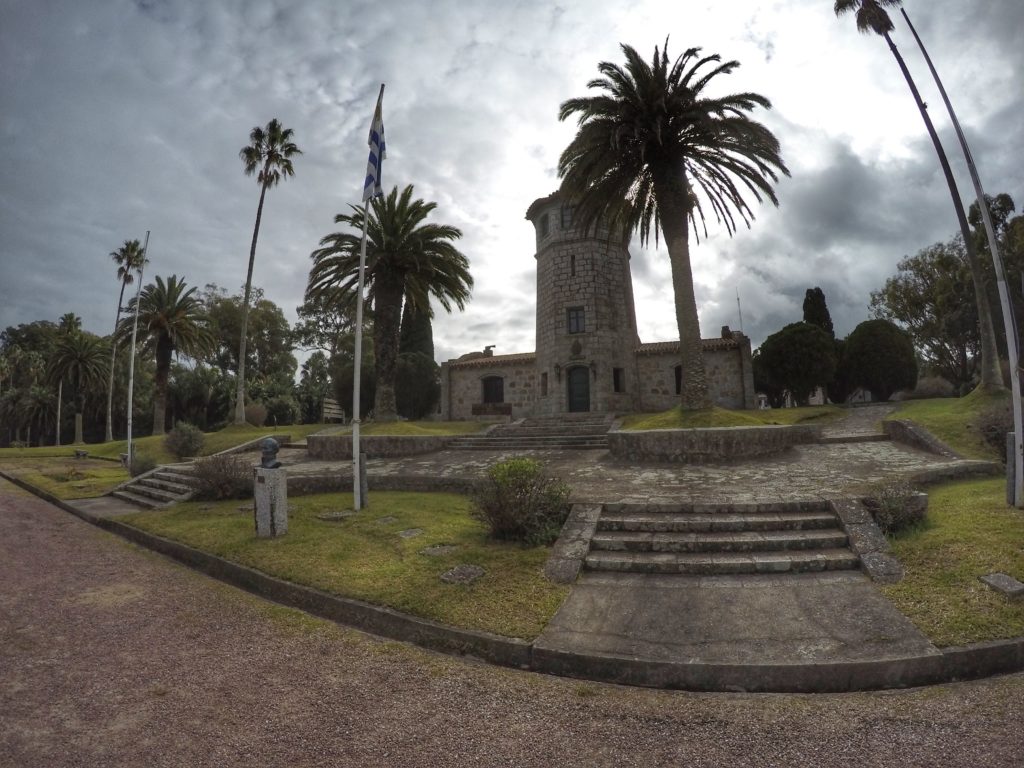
{"left": 526, "top": 191, "right": 641, "bottom": 414}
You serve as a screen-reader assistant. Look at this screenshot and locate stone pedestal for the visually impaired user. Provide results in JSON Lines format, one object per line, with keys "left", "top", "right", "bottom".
{"left": 254, "top": 467, "right": 288, "bottom": 538}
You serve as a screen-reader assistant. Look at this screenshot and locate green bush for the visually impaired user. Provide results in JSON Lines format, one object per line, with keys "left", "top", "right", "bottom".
{"left": 863, "top": 478, "right": 925, "bottom": 535}
{"left": 192, "top": 454, "right": 254, "bottom": 501}
{"left": 265, "top": 396, "right": 298, "bottom": 427}
{"left": 129, "top": 452, "right": 158, "bottom": 478}
{"left": 164, "top": 421, "right": 205, "bottom": 460}
{"left": 845, "top": 319, "right": 917, "bottom": 402}
{"left": 244, "top": 402, "right": 267, "bottom": 427}
{"left": 471, "top": 458, "right": 571, "bottom": 545}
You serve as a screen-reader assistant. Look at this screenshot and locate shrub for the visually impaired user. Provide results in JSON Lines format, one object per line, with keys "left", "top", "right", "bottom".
{"left": 129, "top": 452, "right": 158, "bottom": 478}
{"left": 244, "top": 402, "right": 267, "bottom": 427}
{"left": 910, "top": 376, "right": 956, "bottom": 400}
{"left": 265, "top": 396, "right": 298, "bottom": 427}
{"left": 471, "top": 457, "right": 571, "bottom": 546}
{"left": 863, "top": 477, "right": 925, "bottom": 535}
{"left": 975, "top": 399, "right": 1014, "bottom": 462}
{"left": 192, "top": 454, "right": 254, "bottom": 501}
{"left": 844, "top": 319, "right": 917, "bottom": 402}
{"left": 164, "top": 421, "right": 205, "bottom": 460}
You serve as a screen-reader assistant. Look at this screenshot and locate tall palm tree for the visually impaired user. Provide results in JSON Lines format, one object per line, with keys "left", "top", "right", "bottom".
{"left": 53, "top": 312, "right": 82, "bottom": 446}
{"left": 124, "top": 275, "right": 214, "bottom": 435}
{"left": 236, "top": 118, "right": 301, "bottom": 425}
{"left": 558, "top": 41, "right": 788, "bottom": 410}
{"left": 306, "top": 185, "right": 473, "bottom": 421}
{"left": 105, "top": 239, "right": 149, "bottom": 441}
{"left": 834, "top": 0, "right": 1003, "bottom": 393}
{"left": 48, "top": 332, "right": 108, "bottom": 445}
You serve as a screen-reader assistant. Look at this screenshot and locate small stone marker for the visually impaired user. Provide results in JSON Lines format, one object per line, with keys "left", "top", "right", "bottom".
{"left": 980, "top": 572, "right": 1024, "bottom": 599}
{"left": 420, "top": 544, "right": 459, "bottom": 557}
{"left": 253, "top": 466, "right": 287, "bottom": 538}
{"left": 375, "top": 516, "right": 397, "bottom": 525}
{"left": 316, "top": 511, "right": 355, "bottom": 522}
{"left": 398, "top": 528, "right": 423, "bottom": 539}
{"left": 440, "top": 564, "right": 485, "bottom": 584}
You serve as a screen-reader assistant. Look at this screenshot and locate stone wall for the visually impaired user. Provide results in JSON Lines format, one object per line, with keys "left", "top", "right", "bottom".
{"left": 306, "top": 434, "right": 454, "bottom": 459}
{"left": 440, "top": 354, "right": 538, "bottom": 421}
{"left": 608, "top": 424, "right": 820, "bottom": 463}
{"left": 635, "top": 335, "right": 755, "bottom": 412}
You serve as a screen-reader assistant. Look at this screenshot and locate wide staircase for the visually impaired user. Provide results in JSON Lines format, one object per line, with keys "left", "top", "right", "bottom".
{"left": 111, "top": 464, "right": 198, "bottom": 509}
{"left": 449, "top": 413, "right": 614, "bottom": 451}
{"left": 584, "top": 500, "right": 860, "bottom": 576}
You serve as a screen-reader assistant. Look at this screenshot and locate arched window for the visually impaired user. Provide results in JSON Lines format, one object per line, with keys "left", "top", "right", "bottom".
{"left": 482, "top": 375, "right": 504, "bottom": 404}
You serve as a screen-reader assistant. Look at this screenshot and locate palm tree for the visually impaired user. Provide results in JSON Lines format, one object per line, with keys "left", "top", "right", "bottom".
{"left": 48, "top": 331, "right": 108, "bottom": 445}
{"left": 236, "top": 118, "right": 301, "bottom": 425}
{"left": 105, "top": 239, "right": 149, "bottom": 441}
{"left": 834, "top": 0, "right": 1003, "bottom": 393}
{"left": 124, "top": 275, "right": 214, "bottom": 435}
{"left": 558, "top": 42, "right": 789, "bottom": 409}
{"left": 54, "top": 312, "right": 82, "bottom": 446}
{"left": 306, "top": 185, "right": 473, "bottom": 421}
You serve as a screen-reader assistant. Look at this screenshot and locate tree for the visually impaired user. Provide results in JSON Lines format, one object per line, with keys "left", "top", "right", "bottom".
{"left": 235, "top": 119, "right": 301, "bottom": 425}
{"left": 834, "top": 0, "right": 1003, "bottom": 393}
{"left": 105, "top": 239, "right": 148, "bottom": 442}
{"left": 306, "top": 185, "right": 473, "bottom": 421}
{"left": 558, "top": 41, "right": 788, "bottom": 410}
{"left": 870, "top": 237, "right": 978, "bottom": 391}
{"left": 48, "top": 331, "right": 108, "bottom": 445}
{"left": 754, "top": 322, "right": 837, "bottom": 406}
{"left": 802, "top": 287, "right": 834, "bottom": 337}
{"left": 54, "top": 313, "right": 82, "bottom": 446}
{"left": 845, "top": 319, "right": 917, "bottom": 401}
{"left": 124, "top": 275, "right": 214, "bottom": 435}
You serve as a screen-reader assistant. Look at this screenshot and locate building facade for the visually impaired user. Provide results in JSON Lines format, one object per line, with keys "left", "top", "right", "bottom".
{"left": 439, "top": 191, "right": 755, "bottom": 420}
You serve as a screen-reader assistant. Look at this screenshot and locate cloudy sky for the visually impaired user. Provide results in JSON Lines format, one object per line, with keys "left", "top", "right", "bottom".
{"left": 2, "top": 0, "right": 1022, "bottom": 365}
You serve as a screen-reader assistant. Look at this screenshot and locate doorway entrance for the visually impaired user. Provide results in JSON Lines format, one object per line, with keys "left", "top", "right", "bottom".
{"left": 567, "top": 366, "right": 590, "bottom": 412}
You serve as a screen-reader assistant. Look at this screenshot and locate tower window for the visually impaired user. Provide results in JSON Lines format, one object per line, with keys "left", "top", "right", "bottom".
{"left": 482, "top": 376, "right": 504, "bottom": 404}
{"left": 674, "top": 365, "right": 682, "bottom": 395}
{"left": 539, "top": 213, "right": 549, "bottom": 238}
{"left": 541, "top": 372, "right": 548, "bottom": 396}
{"left": 570, "top": 254, "right": 576, "bottom": 276}
{"left": 567, "top": 306, "right": 585, "bottom": 334}
{"left": 561, "top": 205, "right": 574, "bottom": 229}
{"left": 613, "top": 367, "right": 625, "bottom": 393}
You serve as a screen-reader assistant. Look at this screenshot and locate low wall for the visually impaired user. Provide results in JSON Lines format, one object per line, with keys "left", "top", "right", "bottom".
{"left": 883, "top": 419, "right": 962, "bottom": 458}
{"left": 306, "top": 434, "right": 453, "bottom": 460}
{"left": 608, "top": 424, "right": 820, "bottom": 463}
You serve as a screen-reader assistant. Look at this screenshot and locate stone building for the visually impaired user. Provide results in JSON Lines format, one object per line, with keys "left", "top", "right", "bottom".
{"left": 439, "top": 191, "right": 755, "bottom": 420}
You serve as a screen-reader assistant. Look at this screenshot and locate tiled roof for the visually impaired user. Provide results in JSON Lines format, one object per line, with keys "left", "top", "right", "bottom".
{"left": 636, "top": 337, "right": 741, "bottom": 355}
{"left": 447, "top": 352, "right": 537, "bottom": 368}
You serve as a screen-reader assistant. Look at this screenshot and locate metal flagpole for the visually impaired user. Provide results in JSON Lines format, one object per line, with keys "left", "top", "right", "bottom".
{"left": 352, "top": 83, "right": 385, "bottom": 511}
{"left": 126, "top": 231, "right": 149, "bottom": 466}
{"left": 901, "top": 9, "right": 1024, "bottom": 506}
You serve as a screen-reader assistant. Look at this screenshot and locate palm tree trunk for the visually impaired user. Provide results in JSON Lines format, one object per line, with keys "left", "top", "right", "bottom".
{"left": 152, "top": 338, "right": 172, "bottom": 435}
{"left": 55, "top": 379, "right": 62, "bottom": 446}
{"left": 372, "top": 278, "right": 405, "bottom": 422}
{"left": 882, "top": 31, "right": 1003, "bottom": 393}
{"left": 652, "top": 168, "right": 711, "bottom": 410}
{"left": 105, "top": 279, "right": 129, "bottom": 442}
{"left": 235, "top": 175, "right": 271, "bottom": 425}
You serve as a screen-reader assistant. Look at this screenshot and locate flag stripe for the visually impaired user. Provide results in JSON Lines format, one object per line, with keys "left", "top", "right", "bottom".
{"left": 362, "top": 87, "right": 386, "bottom": 202}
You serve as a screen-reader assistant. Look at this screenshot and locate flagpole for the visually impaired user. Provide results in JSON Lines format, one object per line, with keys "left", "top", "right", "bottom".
{"left": 352, "top": 83, "right": 385, "bottom": 511}
{"left": 126, "top": 230, "right": 149, "bottom": 466}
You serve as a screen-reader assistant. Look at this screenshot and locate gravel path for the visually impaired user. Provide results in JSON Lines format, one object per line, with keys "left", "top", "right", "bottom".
{"left": 2, "top": 477, "right": 1023, "bottom": 767}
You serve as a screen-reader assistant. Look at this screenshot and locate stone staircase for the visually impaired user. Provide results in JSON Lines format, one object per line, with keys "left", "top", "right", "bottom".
{"left": 111, "top": 464, "right": 199, "bottom": 509}
{"left": 449, "top": 413, "right": 614, "bottom": 451}
{"left": 584, "top": 500, "right": 860, "bottom": 576}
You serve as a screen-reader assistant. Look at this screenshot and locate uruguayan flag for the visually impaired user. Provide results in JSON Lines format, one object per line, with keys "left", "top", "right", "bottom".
{"left": 362, "top": 85, "right": 386, "bottom": 201}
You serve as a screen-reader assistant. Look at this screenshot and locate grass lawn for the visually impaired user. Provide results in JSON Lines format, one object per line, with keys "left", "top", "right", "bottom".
{"left": 119, "top": 491, "right": 568, "bottom": 639}
{"left": 890, "top": 389, "right": 1008, "bottom": 460}
{"left": 619, "top": 404, "right": 843, "bottom": 431}
{"left": 881, "top": 477, "right": 1024, "bottom": 647}
{"left": 0, "top": 458, "right": 129, "bottom": 499}
{"left": 323, "top": 421, "right": 488, "bottom": 437}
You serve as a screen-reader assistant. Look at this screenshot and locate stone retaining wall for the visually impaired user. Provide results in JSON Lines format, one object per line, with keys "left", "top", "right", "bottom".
{"left": 306, "top": 434, "right": 454, "bottom": 460}
{"left": 883, "top": 419, "right": 962, "bottom": 458}
{"left": 608, "top": 424, "right": 820, "bottom": 463}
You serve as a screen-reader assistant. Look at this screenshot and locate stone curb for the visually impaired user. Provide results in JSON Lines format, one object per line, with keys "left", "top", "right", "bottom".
{"left": 4, "top": 469, "right": 1024, "bottom": 693}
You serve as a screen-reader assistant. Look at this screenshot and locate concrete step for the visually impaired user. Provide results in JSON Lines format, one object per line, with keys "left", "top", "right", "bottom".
{"left": 449, "top": 438, "right": 608, "bottom": 450}
{"left": 111, "top": 489, "right": 162, "bottom": 509}
{"left": 139, "top": 476, "right": 193, "bottom": 495}
{"left": 602, "top": 500, "right": 832, "bottom": 515}
{"left": 153, "top": 469, "right": 199, "bottom": 487}
{"left": 127, "top": 482, "right": 187, "bottom": 504}
{"left": 589, "top": 529, "right": 850, "bottom": 553}
{"left": 598, "top": 510, "right": 839, "bottom": 533}
{"left": 583, "top": 548, "right": 860, "bottom": 575}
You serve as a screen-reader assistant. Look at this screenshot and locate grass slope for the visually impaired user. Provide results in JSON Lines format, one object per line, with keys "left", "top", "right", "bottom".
{"left": 882, "top": 478, "right": 1024, "bottom": 646}
{"left": 890, "top": 389, "right": 1009, "bottom": 460}
{"left": 619, "top": 405, "right": 843, "bottom": 431}
{"left": 119, "top": 491, "right": 567, "bottom": 639}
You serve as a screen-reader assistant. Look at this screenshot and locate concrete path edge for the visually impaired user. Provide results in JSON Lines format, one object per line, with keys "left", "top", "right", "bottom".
{"left": 5, "top": 469, "right": 1024, "bottom": 694}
